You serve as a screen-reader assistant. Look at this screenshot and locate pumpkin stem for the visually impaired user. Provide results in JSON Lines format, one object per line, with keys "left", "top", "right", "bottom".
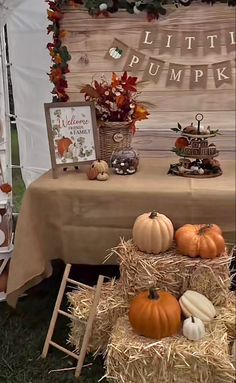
{"left": 148, "top": 287, "right": 159, "bottom": 300}
{"left": 149, "top": 211, "right": 158, "bottom": 219}
{"left": 198, "top": 224, "right": 212, "bottom": 235}
{"left": 191, "top": 316, "right": 195, "bottom": 323}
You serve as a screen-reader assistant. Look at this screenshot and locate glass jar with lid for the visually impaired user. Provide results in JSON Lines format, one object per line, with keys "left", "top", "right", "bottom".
{"left": 110, "top": 147, "right": 139, "bottom": 175}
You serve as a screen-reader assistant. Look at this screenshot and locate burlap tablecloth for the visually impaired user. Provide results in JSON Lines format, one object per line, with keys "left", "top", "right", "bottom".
{"left": 6, "top": 158, "right": 235, "bottom": 307}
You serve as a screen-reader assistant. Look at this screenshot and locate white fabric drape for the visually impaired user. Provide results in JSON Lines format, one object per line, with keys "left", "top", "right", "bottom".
{"left": 0, "top": 1, "right": 22, "bottom": 30}
{"left": 6, "top": 0, "right": 52, "bottom": 186}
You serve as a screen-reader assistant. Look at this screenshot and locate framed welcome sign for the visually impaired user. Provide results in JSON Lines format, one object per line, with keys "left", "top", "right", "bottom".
{"left": 44, "top": 101, "right": 100, "bottom": 178}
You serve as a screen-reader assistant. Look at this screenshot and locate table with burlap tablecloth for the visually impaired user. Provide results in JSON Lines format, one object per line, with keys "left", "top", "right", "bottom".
{"left": 6, "top": 158, "right": 235, "bottom": 307}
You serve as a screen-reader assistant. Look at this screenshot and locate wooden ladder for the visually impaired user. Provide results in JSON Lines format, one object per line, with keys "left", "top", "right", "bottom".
{"left": 41, "top": 263, "right": 104, "bottom": 379}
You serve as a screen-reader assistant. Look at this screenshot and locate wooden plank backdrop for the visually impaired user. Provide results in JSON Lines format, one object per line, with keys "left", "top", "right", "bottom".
{"left": 60, "top": 3, "right": 235, "bottom": 159}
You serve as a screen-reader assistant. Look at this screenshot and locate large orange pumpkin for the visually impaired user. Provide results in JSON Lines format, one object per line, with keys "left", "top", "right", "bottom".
{"left": 175, "top": 224, "right": 225, "bottom": 259}
{"left": 129, "top": 288, "right": 182, "bottom": 340}
{"left": 57, "top": 136, "right": 73, "bottom": 157}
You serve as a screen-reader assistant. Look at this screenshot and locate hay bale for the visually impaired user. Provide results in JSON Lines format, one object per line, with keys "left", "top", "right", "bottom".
{"left": 67, "top": 279, "right": 129, "bottom": 355}
{"left": 105, "top": 316, "right": 235, "bottom": 383}
{"left": 116, "top": 239, "right": 232, "bottom": 306}
{"left": 215, "top": 292, "right": 236, "bottom": 341}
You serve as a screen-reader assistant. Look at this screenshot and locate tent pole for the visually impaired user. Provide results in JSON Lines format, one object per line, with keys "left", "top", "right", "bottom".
{"left": 0, "top": 26, "right": 13, "bottom": 197}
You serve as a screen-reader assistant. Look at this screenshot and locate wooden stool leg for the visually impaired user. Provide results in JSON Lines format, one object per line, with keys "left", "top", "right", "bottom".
{"left": 75, "top": 275, "right": 104, "bottom": 379}
{"left": 41, "top": 264, "right": 72, "bottom": 358}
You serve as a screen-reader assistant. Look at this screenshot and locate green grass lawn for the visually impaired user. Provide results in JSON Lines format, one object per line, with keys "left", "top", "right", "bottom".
{"left": 0, "top": 266, "right": 107, "bottom": 383}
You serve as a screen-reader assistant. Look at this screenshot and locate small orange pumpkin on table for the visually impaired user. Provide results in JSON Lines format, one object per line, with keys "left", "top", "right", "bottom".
{"left": 129, "top": 288, "right": 182, "bottom": 340}
{"left": 175, "top": 223, "right": 225, "bottom": 259}
{"left": 87, "top": 159, "right": 109, "bottom": 180}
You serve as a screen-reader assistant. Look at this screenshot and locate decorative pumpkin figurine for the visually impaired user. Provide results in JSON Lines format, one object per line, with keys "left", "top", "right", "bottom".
{"left": 175, "top": 137, "right": 189, "bottom": 150}
{"left": 129, "top": 288, "right": 182, "bottom": 340}
{"left": 132, "top": 211, "right": 174, "bottom": 254}
{"left": 111, "top": 148, "right": 139, "bottom": 175}
{"left": 91, "top": 159, "right": 109, "bottom": 174}
{"left": 57, "top": 136, "right": 73, "bottom": 157}
{"left": 175, "top": 223, "right": 225, "bottom": 259}
{"left": 97, "top": 172, "right": 109, "bottom": 181}
{"left": 179, "top": 290, "right": 216, "bottom": 323}
{"left": 86, "top": 164, "right": 100, "bottom": 180}
{"left": 0, "top": 183, "right": 12, "bottom": 194}
{"left": 183, "top": 316, "right": 205, "bottom": 341}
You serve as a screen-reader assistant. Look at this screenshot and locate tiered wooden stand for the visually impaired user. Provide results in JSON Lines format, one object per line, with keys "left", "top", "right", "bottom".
{"left": 168, "top": 114, "right": 223, "bottom": 178}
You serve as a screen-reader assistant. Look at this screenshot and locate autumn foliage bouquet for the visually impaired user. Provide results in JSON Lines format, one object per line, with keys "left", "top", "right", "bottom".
{"left": 80, "top": 72, "right": 149, "bottom": 134}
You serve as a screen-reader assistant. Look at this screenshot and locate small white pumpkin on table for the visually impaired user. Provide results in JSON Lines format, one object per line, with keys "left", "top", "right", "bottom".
{"left": 97, "top": 172, "right": 109, "bottom": 181}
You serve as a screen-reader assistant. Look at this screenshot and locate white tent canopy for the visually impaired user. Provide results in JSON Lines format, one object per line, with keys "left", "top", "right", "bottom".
{"left": 0, "top": 0, "right": 52, "bottom": 186}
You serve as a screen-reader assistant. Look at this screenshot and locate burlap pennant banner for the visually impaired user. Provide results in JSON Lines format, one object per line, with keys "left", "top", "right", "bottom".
{"left": 203, "top": 31, "right": 221, "bottom": 55}
{"left": 123, "top": 49, "right": 145, "bottom": 72}
{"left": 166, "top": 63, "right": 185, "bottom": 88}
{"left": 142, "top": 57, "right": 164, "bottom": 83}
{"left": 139, "top": 27, "right": 157, "bottom": 50}
{"left": 159, "top": 31, "right": 179, "bottom": 55}
{"left": 104, "top": 31, "right": 235, "bottom": 89}
{"left": 212, "top": 60, "right": 233, "bottom": 88}
{"left": 104, "top": 39, "right": 129, "bottom": 61}
{"left": 190, "top": 65, "right": 208, "bottom": 89}
{"left": 225, "top": 29, "right": 236, "bottom": 53}
{"left": 181, "top": 32, "right": 198, "bottom": 56}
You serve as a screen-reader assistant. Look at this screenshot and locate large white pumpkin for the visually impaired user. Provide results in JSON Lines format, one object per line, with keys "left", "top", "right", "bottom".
{"left": 179, "top": 290, "right": 216, "bottom": 323}
{"left": 183, "top": 316, "right": 205, "bottom": 341}
{"left": 132, "top": 211, "right": 174, "bottom": 254}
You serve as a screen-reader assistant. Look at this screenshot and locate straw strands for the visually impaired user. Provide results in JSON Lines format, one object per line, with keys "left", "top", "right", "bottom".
{"left": 68, "top": 279, "right": 129, "bottom": 356}
{"left": 215, "top": 291, "right": 236, "bottom": 341}
{"left": 105, "top": 316, "right": 235, "bottom": 383}
{"left": 114, "top": 239, "right": 232, "bottom": 306}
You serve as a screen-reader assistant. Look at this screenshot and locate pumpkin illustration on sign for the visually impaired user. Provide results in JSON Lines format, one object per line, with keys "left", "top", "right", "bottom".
{"left": 57, "top": 136, "right": 73, "bottom": 157}
{"left": 132, "top": 211, "right": 174, "bottom": 254}
{"left": 129, "top": 288, "right": 182, "bottom": 340}
{"left": 109, "top": 47, "right": 123, "bottom": 59}
{"left": 175, "top": 223, "right": 225, "bottom": 259}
